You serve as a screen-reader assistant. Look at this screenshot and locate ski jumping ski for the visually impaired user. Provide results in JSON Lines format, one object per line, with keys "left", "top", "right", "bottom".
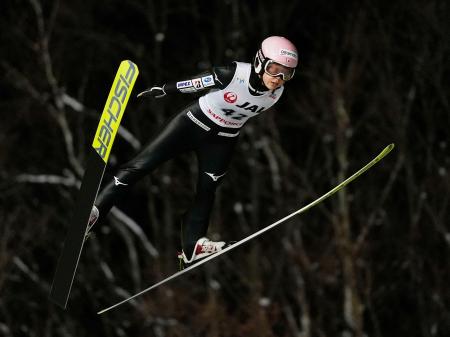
{"left": 97, "top": 143, "right": 395, "bottom": 315}
{"left": 49, "top": 60, "right": 139, "bottom": 309}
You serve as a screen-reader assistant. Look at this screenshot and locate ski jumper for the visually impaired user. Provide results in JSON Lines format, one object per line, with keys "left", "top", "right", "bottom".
{"left": 94, "top": 62, "right": 284, "bottom": 255}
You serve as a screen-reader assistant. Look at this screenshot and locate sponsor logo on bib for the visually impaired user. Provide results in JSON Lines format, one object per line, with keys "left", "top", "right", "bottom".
{"left": 224, "top": 91, "right": 238, "bottom": 103}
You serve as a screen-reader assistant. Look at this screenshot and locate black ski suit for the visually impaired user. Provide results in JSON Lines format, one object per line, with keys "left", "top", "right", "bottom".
{"left": 95, "top": 63, "right": 282, "bottom": 256}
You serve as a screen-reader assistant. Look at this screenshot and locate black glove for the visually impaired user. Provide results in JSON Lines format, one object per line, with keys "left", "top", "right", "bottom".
{"left": 137, "top": 85, "right": 166, "bottom": 99}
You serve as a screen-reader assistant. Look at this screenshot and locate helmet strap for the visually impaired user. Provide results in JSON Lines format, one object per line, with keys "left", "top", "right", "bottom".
{"left": 254, "top": 49, "right": 266, "bottom": 75}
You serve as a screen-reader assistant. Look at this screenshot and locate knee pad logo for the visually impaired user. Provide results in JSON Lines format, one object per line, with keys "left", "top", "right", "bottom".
{"left": 114, "top": 176, "right": 128, "bottom": 186}
{"left": 204, "top": 172, "right": 227, "bottom": 182}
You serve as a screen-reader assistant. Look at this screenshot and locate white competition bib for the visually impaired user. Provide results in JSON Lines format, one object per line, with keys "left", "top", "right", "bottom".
{"left": 199, "top": 62, "right": 283, "bottom": 128}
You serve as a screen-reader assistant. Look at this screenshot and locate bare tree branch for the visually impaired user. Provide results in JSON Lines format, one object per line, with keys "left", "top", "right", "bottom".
{"left": 110, "top": 207, "right": 159, "bottom": 258}
{"left": 61, "top": 93, "right": 142, "bottom": 151}
{"left": 15, "top": 172, "right": 79, "bottom": 188}
{"left": 13, "top": 256, "right": 50, "bottom": 293}
{"left": 258, "top": 136, "right": 281, "bottom": 192}
{"left": 0, "top": 323, "right": 12, "bottom": 337}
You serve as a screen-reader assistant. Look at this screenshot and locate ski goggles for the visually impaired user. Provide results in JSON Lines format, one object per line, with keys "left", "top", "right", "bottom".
{"left": 264, "top": 60, "right": 295, "bottom": 81}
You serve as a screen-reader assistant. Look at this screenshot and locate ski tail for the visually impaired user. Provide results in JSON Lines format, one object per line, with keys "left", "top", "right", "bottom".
{"left": 49, "top": 60, "right": 139, "bottom": 309}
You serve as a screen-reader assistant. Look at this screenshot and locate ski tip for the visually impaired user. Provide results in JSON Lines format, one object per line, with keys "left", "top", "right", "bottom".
{"left": 379, "top": 143, "right": 395, "bottom": 158}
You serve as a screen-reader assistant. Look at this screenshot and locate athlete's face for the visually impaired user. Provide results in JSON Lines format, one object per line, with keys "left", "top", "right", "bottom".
{"left": 262, "top": 72, "right": 285, "bottom": 90}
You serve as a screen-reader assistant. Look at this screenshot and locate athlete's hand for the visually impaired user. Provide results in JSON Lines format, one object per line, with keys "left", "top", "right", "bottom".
{"left": 137, "top": 85, "right": 166, "bottom": 99}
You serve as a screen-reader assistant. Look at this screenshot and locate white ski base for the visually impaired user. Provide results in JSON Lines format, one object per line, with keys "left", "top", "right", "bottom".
{"left": 98, "top": 143, "right": 395, "bottom": 315}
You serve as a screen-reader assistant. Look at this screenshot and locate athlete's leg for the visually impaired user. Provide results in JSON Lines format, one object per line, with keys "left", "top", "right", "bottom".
{"left": 181, "top": 134, "right": 239, "bottom": 255}
{"left": 95, "top": 110, "right": 201, "bottom": 220}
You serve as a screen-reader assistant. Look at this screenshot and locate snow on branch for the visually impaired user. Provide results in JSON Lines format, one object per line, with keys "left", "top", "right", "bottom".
{"left": 15, "top": 173, "right": 80, "bottom": 188}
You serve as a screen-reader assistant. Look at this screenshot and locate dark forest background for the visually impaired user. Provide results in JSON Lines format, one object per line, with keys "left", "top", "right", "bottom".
{"left": 0, "top": 0, "right": 449, "bottom": 336}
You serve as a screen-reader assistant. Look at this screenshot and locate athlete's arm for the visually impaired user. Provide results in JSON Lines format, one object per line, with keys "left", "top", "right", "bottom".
{"left": 137, "top": 63, "right": 236, "bottom": 99}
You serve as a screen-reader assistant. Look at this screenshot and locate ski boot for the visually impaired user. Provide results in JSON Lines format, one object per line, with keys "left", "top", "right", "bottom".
{"left": 177, "top": 237, "right": 231, "bottom": 269}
